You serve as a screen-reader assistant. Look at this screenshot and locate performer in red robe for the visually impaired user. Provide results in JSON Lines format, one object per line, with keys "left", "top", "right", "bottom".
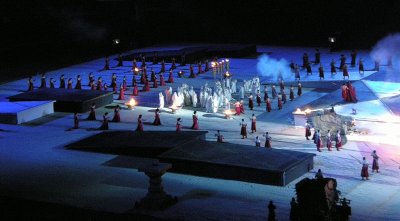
{"left": 297, "top": 82, "right": 302, "bottom": 96}
{"left": 248, "top": 94, "right": 254, "bottom": 110}
{"left": 136, "top": 114, "right": 144, "bottom": 131}
{"left": 49, "top": 78, "right": 55, "bottom": 88}
{"left": 240, "top": 100, "right": 245, "bottom": 114}
{"left": 122, "top": 76, "right": 127, "bottom": 90}
{"left": 346, "top": 82, "right": 357, "bottom": 102}
{"left": 97, "top": 112, "right": 109, "bottom": 130}
{"left": 96, "top": 77, "right": 103, "bottom": 90}
{"left": 73, "top": 112, "right": 79, "bottom": 129}
{"left": 176, "top": 118, "right": 182, "bottom": 132}
{"left": 289, "top": 86, "right": 294, "bottom": 101}
{"left": 318, "top": 64, "right": 324, "bottom": 80}
{"left": 266, "top": 98, "right": 271, "bottom": 112}
{"left": 159, "top": 73, "right": 166, "bottom": 86}
{"left": 235, "top": 102, "right": 241, "bottom": 115}
{"left": 335, "top": 130, "right": 342, "bottom": 150}
{"left": 140, "top": 72, "right": 146, "bottom": 84}
{"left": 90, "top": 80, "right": 95, "bottom": 90}
{"left": 341, "top": 83, "right": 348, "bottom": 101}
{"left": 67, "top": 78, "right": 73, "bottom": 89}
{"left": 142, "top": 79, "right": 150, "bottom": 92}
{"left": 361, "top": 157, "right": 369, "bottom": 180}
{"left": 277, "top": 96, "right": 283, "bottom": 110}
{"left": 153, "top": 76, "right": 158, "bottom": 88}
{"left": 302, "top": 53, "right": 309, "bottom": 68}
{"left": 167, "top": 70, "right": 174, "bottom": 83}
{"left": 189, "top": 65, "right": 196, "bottom": 78}
{"left": 86, "top": 103, "right": 96, "bottom": 121}
{"left": 256, "top": 90, "right": 262, "bottom": 106}
{"left": 315, "top": 130, "right": 323, "bottom": 152}
{"left": 279, "top": 80, "right": 285, "bottom": 92}
{"left": 88, "top": 72, "right": 94, "bottom": 86}
{"left": 251, "top": 114, "right": 257, "bottom": 133}
{"left": 27, "top": 76, "right": 34, "bottom": 91}
{"left": 150, "top": 69, "right": 156, "bottom": 82}
{"left": 240, "top": 119, "right": 247, "bottom": 139}
{"left": 59, "top": 74, "right": 66, "bottom": 88}
{"left": 191, "top": 111, "right": 199, "bottom": 130}
{"left": 371, "top": 150, "right": 380, "bottom": 173}
{"left": 111, "top": 105, "right": 121, "bottom": 122}
{"left": 117, "top": 84, "right": 125, "bottom": 100}
{"left": 161, "top": 60, "right": 166, "bottom": 73}
{"left": 153, "top": 108, "right": 162, "bottom": 125}
{"left": 342, "top": 64, "right": 349, "bottom": 80}
{"left": 132, "top": 82, "right": 139, "bottom": 96}
{"left": 305, "top": 123, "right": 311, "bottom": 140}
{"left": 264, "top": 132, "right": 272, "bottom": 148}
{"left": 326, "top": 130, "right": 332, "bottom": 151}
{"left": 141, "top": 56, "right": 146, "bottom": 68}
{"left": 40, "top": 73, "right": 46, "bottom": 88}
{"left": 75, "top": 75, "right": 82, "bottom": 89}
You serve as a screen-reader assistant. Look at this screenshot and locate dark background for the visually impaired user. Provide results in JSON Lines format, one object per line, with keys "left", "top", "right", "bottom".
{"left": 1, "top": 0, "right": 399, "bottom": 81}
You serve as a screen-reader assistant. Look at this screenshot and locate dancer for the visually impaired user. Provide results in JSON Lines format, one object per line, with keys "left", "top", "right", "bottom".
{"left": 104, "top": 56, "right": 110, "bottom": 70}
{"left": 191, "top": 111, "right": 199, "bottom": 130}
{"left": 176, "top": 118, "right": 182, "bottom": 132}
{"left": 250, "top": 114, "right": 257, "bottom": 133}
{"left": 361, "top": 157, "right": 369, "bottom": 180}
{"left": 342, "top": 64, "right": 349, "bottom": 80}
{"left": 318, "top": 64, "right": 324, "bottom": 80}
{"left": 266, "top": 98, "right": 271, "bottom": 112}
{"left": 335, "top": 130, "right": 342, "bottom": 151}
{"left": 167, "top": 69, "right": 174, "bottom": 83}
{"left": 27, "top": 76, "right": 34, "bottom": 91}
{"left": 315, "top": 49, "right": 320, "bottom": 64}
{"left": 153, "top": 108, "right": 161, "bottom": 125}
{"left": 326, "top": 130, "right": 332, "bottom": 151}
{"left": 297, "top": 82, "right": 302, "bottom": 96}
{"left": 305, "top": 123, "right": 311, "bottom": 140}
{"left": 248, "top": 93, "right": 254, "bottom": 110}
{"left": 111, "top": 105, "right": 121, "bottom": 122}
{"left": 88, "top": 72, "right": 94, "bottom": 86}
{"left": 256, "top": 90, "right": 262, "bottom": 106}
{"left": 59, "top": 74, "right": 66, "bottom": 88}
{"left": 315, "top": 129, "right": 323, "bottom": 152}
{"left": 215, "top": 130, "right": 224, "bottom": 143}
{"left": 40, "top": 73, "right": 46, "bottom": 88}
{"left": 371, "top": 150, "right": 380, "bottom": 173}
{"left": 117, "top": 84, "right": 125, "bottom": 100}
{"left": 330, "top": 59, "right": 337, "bottom": 75}
{"left": 240, "top": 119, "right": 247, "bottom": 139}
{"left": 277, "top": 96, "right": 283, "bottom": 110}
{"left": 75, "top": 75, "right": 82, "bottom": 89}
{"left": 67, "top": 78, "right": 73, "bottom": 89}
{"left": 358, "top": 59, "right": 364, "bottom": 74}
{"left": 49, "top": 78, "right": 55, "bottom": 88}
{"left": 351, "top": 50, "right": 357, "bottom": 67}
{"left": 86, "top": 103, "right": 96, "bottom": 120}
{"left": 289, "top": 85, "right": 294, "bottom": 101}
{"left": 255, "top": 136, "right": 261, "bottom": 147}
{"left": 97, "top": 112, "right": 109, "bottom": 130}
{"left": 72, "top": 112, "right": 79, "bottom": 129}
{"left": 136, "top": 114, "right": 144, "bottom": 131}
{"left": 264, "top": 132, "right": 272, "bottom": 148}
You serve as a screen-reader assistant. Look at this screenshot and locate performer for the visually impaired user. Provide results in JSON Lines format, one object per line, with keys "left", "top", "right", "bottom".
{"left": 191, "top": 111, "right": 199, "bottom": 130}
{"left": 142, "top": 79, "right": 150, "bottom": 92}
{"left": 88, "top": 72, "right": 94, "bottom": 86}
{"left": 297, "top": 82, "right": 302, "bottom": 96}
{"left": 132, "top": 58, "right": 138, "bottom": 71}
{"left": 97, "top": 112, "right": 109, "bottom": 130}
{"left": 358, "top": 59, "right": 364, "bottom": 74}
{"left": 330, "top": 59, "right": 337, "bottom": 75}
{"left": 342, "top": 64, "right": 349, "bottom": 80}
{"left": 40, "top": 73, "right": 46, "bottom": 88}
{"left": 240, "top": 119, "right": 248, "bottom": 139}
{"left": 315, "top": 49, "right": 320, "bottom": 64}
{"left": 67, "top": 78, "right": 73, "bottom": 89}
{"left": 132, "top": 74, "right": 137, "bottom": 87}
{"left": 371, "top": 150, "right": 380, "bottom": 173}
{"left": 277, "top": 96, "right": 283, "bottom": 110}
{"left": 189, "top": 64, "right": 196, "bottom": 78}
{"left": 326, "top": 130, "right": 332, "bottom": 151}
{"left": 153, "top": 75, "right": 158, "bottom": 88}
{"left": 361, "top": 157, "right": 369, "bottom": 180}
{"left": 27, "top": 76, "right": 34, "bottom": 91}
{"left": 279, "top": 79, "right": 285, "bottom": 92}
{"left": 305, "top": 123, "right": 311, "bottom": 140}
{"left": 294, "top": 64, "right": 300, "bottom": 80}
{"left": 167, "top": 70, "right": 174, "bottom": 83}
{"left": 49, "top": 78, "right": 55, "bottom": 89}
{"left": 150, "top": 69, "right": 156, "bottom": 82}
{"left": 136, "top": 114, "right": 144, "bottom": 131}
{"left": 256, "top": 90, "right": 262, "bottom": 106}
{"left": 255, "top": 136, "right": 261, "bottom": 147}
{"left": 153, "top": 108, "right": 162, "bottom": 125}
{"left": 346, "top": 82, "right": 357, "bottom": 102}
{"left": 339, "top": 54, "right": 346, "bottom": 70}
{"left": 351, "top": 50, "right": 357, "bottom": 67}
{"left": 234, "top": 101, "right": 241, "bottom": 115}
{"left": 117, "top": 54, "right": 123, "bottom": 67}
{"left": 271, "top": 85, "right": 277, "bottom": 99}
{"left": 96, "top": 77, "right": 103, "bottom": 90}
{"left": 341, "top": 83, "right": 348, "bottom": 101}
{"left": 240, "top": 100, "right": 245, "bottom": 114}
{"left": 263, "top": 85, "right": 269, "bottom": 101}
{"left": 103, "top": 83, "right": 108, "bottom": 91}
{"left": 374, "top": 60, "right": 380, "bottom": 71}
{"left": 204, "top": 59, "right": 209, "bottom": 72}
{"left": 266, "top": 98, "right": 271, "bottom": 112}
{"left": 268, "top": 201, "right": 276, "bottom": 221}
{"left": 73, "top": 112, "right": 79, "bottom": 129}
{"left": 250, "top": 114, "right": 257, "bottom": 133}
{"left": 335, "top": 130, "right": 342, "bottom": 151}
{"left": 161, "top": 60, "right": 166, "bottom": 73}
{"left": 248, "top": 93, "right": 254, "bottom": 110}
{"left": 90, "top": 80, "right": 95, "bottom": 90}
{"left": 289, "top": 85, "right": 294, "bottom": 101}
{"left": 176, "top": 118, "right": 182, "bottom": 132}
{"left": 315, "top": 169, "right": 324, "bottom": 179}
{"left": 315, "top": 129, "right": 323, "bottom": 152}
{"left": 215, "top": 130, "right": 224, "bottom": 143}
{"left": 111, "top": 105, "right": 121, "bottom": 122}
{"left": 59, "top": 74, "right": 66, "bottom": 88}
{"left": 104, "top": 56, "right": 110, "bottom": 70}
{"left": 302, "top": 53, "right": 309, "bottom": 68}
{"left": 141, "top": 56, "right": 146, "bottom": 68}
{"left": 75, "top": 75, "right": 82, "bottom": 89}
{"left": 197, "top": 61, "right": 202, "bottom": 74}
{"left": 282, "top": 91, "right": 287, "bottom": 104}
{"left": 152, "top": 52, "right": 158, "bottom": 65}
{"left": 110, "top": 73, "right": 117, "bottom": 92}
{"left": 122, "top": 76, "right": 127, "bottom": 90}
{"left": 318, "top": 64, "right": 324, "bottom": 80}
{"left": 86, "top": 103, "right": 96, "bottom": 121}
{"left": 264, "top": 132, "right": 272, "bottom": 148}
{"left": 171, "top": 57, "right": 176, "bottom": 70}
{"left": 140, "top": 71, "right": 146, "bottom": 84}
{"left": 159, "top": 73, "right": 166, "bottom": 86}
{"left": 306, "top": 62, "right": 312, "bottom": 75}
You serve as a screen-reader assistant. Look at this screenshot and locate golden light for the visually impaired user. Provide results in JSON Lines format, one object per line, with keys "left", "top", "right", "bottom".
{"left": 293, "top": 108, "right": 312, "bottom": 115}
{"left": 211, "top": 62, "right": 216, "bottom": 67}
{"left": 224, "top": 109, "right": 234, "bottom": 119}
{"left": 134, "top": 67, "right": 139, "bottom": 72}
{"left": 225, "top": 59, "right": 229, "bottom": 62}
{"left": 125, "top": 98, "right": 137, "bottom": 109}
{"left": 304, "top": 108, "right": 312, "bottom": 114}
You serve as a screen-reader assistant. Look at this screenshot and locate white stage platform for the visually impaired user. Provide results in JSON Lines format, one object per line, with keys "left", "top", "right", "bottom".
{"left": 0, "top": 101, "right": 54, "bottom": 124}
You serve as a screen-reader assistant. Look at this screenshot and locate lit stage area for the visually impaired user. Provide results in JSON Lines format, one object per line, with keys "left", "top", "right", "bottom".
{"left": 1, "top": 44, "right": 400, "bottom": 220}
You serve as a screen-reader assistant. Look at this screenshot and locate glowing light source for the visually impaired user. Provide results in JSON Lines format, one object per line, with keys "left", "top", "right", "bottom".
{"left": 113, "top": 39, "right": 120, "bottom": 44}
{"left": 224, "top": 109, "right": 234, "bottom": 119}
{"left": 328, "top": 37, "right": 336, "bottom": 43}
{"left": 126, "top": 98, "right": 137, "bottom": 109}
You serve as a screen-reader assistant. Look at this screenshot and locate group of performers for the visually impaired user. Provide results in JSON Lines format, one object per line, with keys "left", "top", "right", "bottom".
{"left": 341, "top": 82, "right": 358, "bottom": 103}
{"left": 307, "top": 126, "right": 342, "bottom": 152}
{"left": 360, "top": 150, "right": 380, "bottom": 180}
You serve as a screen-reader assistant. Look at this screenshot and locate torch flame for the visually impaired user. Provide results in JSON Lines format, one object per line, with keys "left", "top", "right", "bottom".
{"left": 134, "top": 67, "right": 139, "bottom": 72}
{"left": 126, "top": 98, "right": 137, "bottom": 107}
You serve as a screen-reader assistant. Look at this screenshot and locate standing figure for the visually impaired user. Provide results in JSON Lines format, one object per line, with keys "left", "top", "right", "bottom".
{"left": 341, "top": 83, "right": 348, "bottom": 101}
{"left": 97, "top": 112, "right": 109, "bottom": 130}
{"left": 197, "top": 61, "right": 202, "bottom": 74}
{"left": 90, "top": 80, "right": 95, "bottom": 90}
{"left": 132, "top": 81, "right": 139, "bottom": 96}
{"left": 136, "top": 114, "right": 144, "bottom": 131}
{"left": 277, "top": 96, "right": 283, "bottom": 110}
{"left": 111, "top": 73, "right": 117, "bottom": 92}
{"left": 297, "top": 82, "right": 302, "bottom": 96}
{"left": 361, "top": 157, "right": 369, "bottom": 180}
{"left": 141, "top": 56, "right": 146, "bottom": 68}
{"left": 255, "top": 136, "right": 261, "bottom": 147}
{"left": 189, "top": 64, "right": 196, "bottom": 78}
{"left": 191, "top": 111, "right": 199, "bottom": 130}
{"left": 73, "top": 112, "right": 79, "bottom": 129}
{"left": 302, "top": 53, "right": 309, "bottom": 68}
{"left": 306, "top": 62, "right": 312, "bottom": 75}
{"left": 289, "top": 85, "right": 294, "bottom": 101}
{"left": 279, "top": 79, "right": 285, "bottom": 92}
{"left": 240, "top": 119, "right": 247, "bottom": 139}
{"left": 171, "top": 57, "right": 176, "bottom": 70}
{"left": 86, "top": 103, "right": 96, "bottom": 120}
{"left": 132, "top": 58, "right": 138, "bottom": 71}
{"left": 40, "top": 73, "right": 46, "bottom": 88}
{"left": 335, "top": 130, "right": 342, "bottom": 150}
{"left": 104, "top": 56, "right": 110, "bottom": 70}
{"left": 264, "top": 132, "right": 272, "bottom": 148}
{"left": 358, "top": 59, "right": 364, "bottom": 74}
{"left": 239, "top": 100, "right": 245, "bottom": 114}
{"left": 248, "top": 93, "right": 254, "bottom": 110}
{"left": 330, "top": 59, "right": 337, "bottom": 76}
{"left": 167, "top": 70, "right": 174, "bottom": 83}
{"left": 256, "top": 90, "right": 262, "bottom": 106}
{"left": 96, "top": 77, "right": 103, "bottom": 90}
{"left": 75, "top": 75, "right": 82, "bottom": 89}
{"left": 263, "top": 85, "right": 269, "bottom": 101}
{"left": 342, "top": 64, "right": 349, "bottom": 80}
{"left": 339, "top": 54, "right": 346, "bottom": 70}
{"left": 315, "top": 49, "right": 320, "bottom": 64}
{"left": 176, "top": 118, "right": 182, "bottom": 132}
{"left": 318, "top": 64, "right": 324, "bottom": 80}
{"left": 159, "top": 73, "right": 166, "bottom": 86}
{"left": 315, "top": 130, "right": 323, "bottom": 152}
{"left": 142, "top": 79, "right": 150, "bottom": 92}
{"left": 234, "top": 101, "right": 241, "bottom": 115}
{"left": 215, "top": 130, "right": 224, "bottom": 143}
{"left": 326, "top": 130, "right": 332, "bottom": 151}
{"left": 315, "top": 169, "right": 324, "bottom": 179}
{"left": 117, "top": 54, "right": 123, "bottom": 67}
{"left": 266, "top": 98, "right": 271, "bottom": 112}
{"left": 351, "top": 50, "right": 357, "bottom": 67}
{"left": 371, "top": 150, "right": 380, "bottom": 173}
{"left": 111, "top": 105, "right": 121, "bottom": 122}
{"left": 67, "top": 78, "right": 73, "bottom": 89}
{"left": 290, "top": 198, "right": 299, "bottom": 221}
{"left": 251, "top": 114, "right": 257, "bottom": 133}
{"left": 374, "top": 60, "right": 380, "bottom": 71}
{"left": 161, "top": 60, "right": 166, "bottom": 73}
{"left": 122, "top": 76, "right": 127, "bottom": 90}
{"left": 294, "top": 64, "right": 300, "bottom": 80}
{"left": 305, "top": 123, "right": 311, "bottom": 140}
{"left": 268, "top": 201, "right": 276, "bottom": 221}
{"left": 59, "top": 74, "right": 66, "bottom": 88}
{"left": 271, "top": 85, "right": 277, "bottom": 99}
{"left": 282, "top": 91, "right": 287, "bottom": 104}
{"left": 153, "top": 108, "right": 162, "bottom": 125}
{"left": 49, "top": 78, "right": 55, "bottom": 88}
{"left": 103, "top": 83, "right": 108, "bottom": 91}
{"left": 27, "top": 76, "right": 34, "bottom": 91}
{"left": 88, "top": 72, "right": 94, "bottom": 86}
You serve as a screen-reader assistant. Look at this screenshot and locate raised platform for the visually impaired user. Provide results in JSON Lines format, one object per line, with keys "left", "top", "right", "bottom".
{"left": 0, "top": 101, "right": 54, "bottom": 124}
{"left": 8, "top": 88, "right": 114, "bottom": 113}
{"left": 66, "top": 131, "right": 315, "bottom": 186}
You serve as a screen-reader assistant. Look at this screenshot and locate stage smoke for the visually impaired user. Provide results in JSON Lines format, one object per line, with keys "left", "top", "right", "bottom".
{"left": 256, "top": 54, "right": 291, "bottom": 81}
{"left": 370, "top": 33, "right": 400, "bottom": 71}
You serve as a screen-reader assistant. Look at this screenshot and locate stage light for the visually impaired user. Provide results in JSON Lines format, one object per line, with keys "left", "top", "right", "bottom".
{"left": 328, "top": 37, "right": 336, "bottom": 43}
{"left": 113, "top": 39, "right": 120, "bottom": 44}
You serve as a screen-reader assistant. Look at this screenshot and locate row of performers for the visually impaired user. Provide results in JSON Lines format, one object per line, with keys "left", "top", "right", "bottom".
{"left": 306, "top": 126, "right": 343, "bottom": 152}
{"left": 291, "top": 61, "right": 362, "bottom": 81}
{"left": 299, "top": 50, "right": 362, "bottom": 69}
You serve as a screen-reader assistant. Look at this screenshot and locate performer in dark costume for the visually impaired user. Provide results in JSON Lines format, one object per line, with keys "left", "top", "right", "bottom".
{"left": 342, "top": 64, "right": 349, "bottom": 80}
{"left": 250, "top": 114, "right": 257, "bottom": 133}
{"left": 96, "top": 77, "right": 103, "bottom": 90}
{"left": 27, "top": 76, "right": 34, "bottom": 91}
{"left": 153, "top": 108, "right": 162, "bottom": 125}
{"left": 189, "top": 64, "right": 196, "bottom": 78}
{"left": 256, "top": 90, "right": 262, "bottom": 106}
{"left": 176, "top": 118, "right": 182, "bottom": 132}
{"left": 351, "top": 50, "right": 357, "bottom": 67}
{"left": 240, "top": 119, "right": 247, "bottom": 139}
{"left": 297, "top": 82, "right": 302, "bottom": 96}
{"left": 117, "top": 54, "right": 123, "bottom": 67}
{"left": 358, "top": 59, "right": 364, "bottom": 74}
{"left": 171, "top": 57, "right": 176, "bottom": 70}
{"left": 49, "top": 78, "right": 55, "bottom": 88}
{"left": 294, "top": 64, "right": 300, "bottom": 80}
{"left": 136, "top": 114, "right": 144, "bottom": 131}
{"left": 263, "top": 85, "right": 269, "bottom": 101}
{"left": 371, "top": 150, "right": 380, "bottom": 173}
{"left": 40, "top": 73, "right": 46, "bottom": 88}
{"left": 88, "top": 72, "right": 94, "bottom": 86}
{"left": 73, "top": 112, "right": 79, "bottom": 129}
{"left": 302, "top": 53, "right": 309, "bottom": 68}
{"left": 318, "top": 64, "right": 324, "bottom": 80}
{"left": 59, "top": 74, "right": 66, "bottom": 88}
{"left": 330, "top": 59, "right": 337, "bottom": 76}
{"left": 306, "top": 62, "right": 312, "bottom": 75}
{"left": 111, "top": 105, "right": 121, "bottom": 122}
{"left": 282, "top": 91, "right": 287, "bottom": 104}
{"left": 340, "top": 54, "right": 346, "bottom": 70}
{"left": 289, "top": 85, "right": 294, "bottom": 101}
{"left": 75, "top": 75, "right": 82, "bottom": 89}
{"left": 86, "top": 103, "right": 96, "bottom": 121}
{"left": 264, "top": 132, "right": 272, "bottom": 148}
{"left": 248, "top": 93, "right": 254, "bottom": 110}
{"left": 67, "top": 78, "right": 73, "bottom": 89}
{"left": 277, "top": 96, "right": 283, "bottom": 110}
{"left": 315, "top": 49, "right": 320, "bottom": 64}
{"left": 104, "top": 56, "right": 110, "bottom": 70}
{"left": 271, "top": 85, "right": 277, "bottom": 99}
{"left": 97, "top": 112, "right": 109, "bottom": 130}
{"left": 305, "top": 123, "right": 311, "bottom": 140}
{"left": 361, "top": 157, "right": 369, "bottom": 180}
{"left": 268, "top": 201, "right": 276, "bottom": 221}
{"left": 215, "top": 130, "right": 224, "bottom": 143}
{"left": 335, "top": 130, "right": 342, "bottom": 151}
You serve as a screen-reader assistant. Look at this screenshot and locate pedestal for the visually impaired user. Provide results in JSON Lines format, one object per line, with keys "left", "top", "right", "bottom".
{"left": 135, "top": 162, "right": 177, "bottom": 210}
{"left": 293, "top": 112, "right": 307, "bottom": 127}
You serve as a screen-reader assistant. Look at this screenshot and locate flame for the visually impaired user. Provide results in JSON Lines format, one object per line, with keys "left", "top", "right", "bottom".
{"left": 224, "top": 109, "right": 233, "bottom": 115}
{"left": 211, "top": 62, "right": 216, "bottom": 67}
{"left": 304, "top": 108, "right": 312, "bottom": 114}
{"left": 293, "top": 108, "right": 313, "bottom": 115}
{"left": 126, "top": 98, "right": 137, "bottom": 107}
{"left": 134, "top": 67, "right": 139, "bottom": 72}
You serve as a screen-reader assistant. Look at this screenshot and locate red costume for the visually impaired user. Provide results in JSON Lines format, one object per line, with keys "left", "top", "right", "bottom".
{"left": 251, "top": 116, "right": 256, "bottom": 133}
{"left": 335, "top": 132, "right": 342, "bottom": 150}
{"left": 240, "top": 121, "right": 247, "bottom": 138}
{"left": 256, "top": 93, "right": 262, "bottom": 106}
{"left": 132, "top": 84, "right": 139, "bottom": 96}
{"left": 266, "top": 99, "right": 271, "bottom": 112}
{"left": 176, "top": 119, "right": 182, "bottom": 132}
{"left": 191, "top": 113, "right": 199, "bottom": 130}
{"left": 305, "top": 124, "right": 311, "bottom": 140}
{"left": 159, "top": 74, "right": 166, "bottom": 86}
{"left": 346, "top": 82, "right": 357, "bottom": 103}
{"left": 111, "top": 107, "right": 120, "bottom": 122}
{"left": 167, "top": 70, "right": 174, "bottom": 83}
{"left": 142, "top": 80, "right": 150, "bottom": 92}
{"left": 361, "top": 159, "right": 369, "bottom": 180}
{"left": 118, "top": 85, "right": 125, "bottom": 100}
{"left": 277, "top": 97, "right": 283, "bottom": 110}
{"left": 153, "top": 77, "right": 158, "bottom": 88}
{"left": 235, "top": 102, "right": 241, "bottom": 115}
{"left": 122, "top": 77, "right": 127, "bottom": 90}
{"left": 326, "top": 132, "right": 332, "bottom": 151}
{"left": 248, "top": 95, "right": 254, "bottom": 110}
{"left": 153, "top": 110, "right": 161, "bottom": 125}
{"left": 240, "top": 102, "right": 245, "bottom": 114}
